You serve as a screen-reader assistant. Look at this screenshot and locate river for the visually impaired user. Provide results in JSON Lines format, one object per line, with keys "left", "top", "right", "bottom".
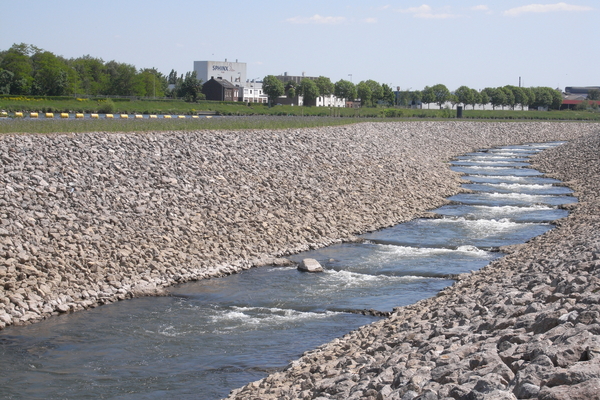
{"left": 0, "top": 142, "right": 574, "bottom": 399}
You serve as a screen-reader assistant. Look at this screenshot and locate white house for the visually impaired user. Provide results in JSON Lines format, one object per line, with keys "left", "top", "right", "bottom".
{"left": 240, "top": 81, "right": 268, "bottom": 103}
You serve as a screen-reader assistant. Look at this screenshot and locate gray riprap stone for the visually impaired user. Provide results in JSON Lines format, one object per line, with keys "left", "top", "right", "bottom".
{"left": 298, "top": 258, "right": 324, "bottom": 273}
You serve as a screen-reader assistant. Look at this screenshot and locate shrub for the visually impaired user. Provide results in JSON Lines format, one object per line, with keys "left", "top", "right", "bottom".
{"left": 97, "top": 99, "right": 116, "bottom": 114}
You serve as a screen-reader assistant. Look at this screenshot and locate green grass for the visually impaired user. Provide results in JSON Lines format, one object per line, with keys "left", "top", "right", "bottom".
{"left": 1, "top": 96, "right": 600, "bottom": 134}
{"left": 461, "top": 109, "right": 600, "bottom": 121}
{"left": 0, "top": 116, "right": 372, "bottom": 134}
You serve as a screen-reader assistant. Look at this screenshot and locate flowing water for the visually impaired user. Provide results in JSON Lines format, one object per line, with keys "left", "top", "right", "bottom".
{"left": 0, "top": 142, "right": 574, "bottom": 399}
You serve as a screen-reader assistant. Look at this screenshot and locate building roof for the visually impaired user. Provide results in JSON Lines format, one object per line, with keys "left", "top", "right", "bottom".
{"left": 562, "top": 99, "right": 600, "bottom": 105}
{"left": 565, "top": 86, "right": 600, "bottom": 94}
{"left": 207, "top": 77, "right": 237, "bottom": 89}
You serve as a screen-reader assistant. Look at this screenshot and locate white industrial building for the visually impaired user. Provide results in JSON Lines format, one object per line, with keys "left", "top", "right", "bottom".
{"left": 316, "top": 94, "right": 346, "bottom": 107}
{"left": 194, "top": 60, "right": 247, "bottom": 85}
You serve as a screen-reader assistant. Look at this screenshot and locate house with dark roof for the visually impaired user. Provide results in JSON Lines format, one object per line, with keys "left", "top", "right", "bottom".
{"left": 202, "top": 77, "right": 239, "bottom": 102}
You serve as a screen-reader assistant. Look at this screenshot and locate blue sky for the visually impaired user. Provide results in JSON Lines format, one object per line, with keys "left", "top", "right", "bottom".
{"left": 1, "top": 1, "right": 597, "bottom": 91}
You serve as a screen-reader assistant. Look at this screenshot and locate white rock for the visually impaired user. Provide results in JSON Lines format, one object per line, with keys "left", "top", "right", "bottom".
{"left": 298, "top": 258, "right": 324, "bottom": 273}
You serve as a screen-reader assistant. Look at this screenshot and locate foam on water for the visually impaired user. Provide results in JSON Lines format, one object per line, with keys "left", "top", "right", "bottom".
{"left": 460, "top": 156, "right": 529, "bottom": 161}
{"left": 486, "top": 192, "right": 559, "bottom": 201}
{"left": 458, "top": 166, "right": 514, "bottom": 170}
{"left": 466, "top": 175, "right": 559, "bottom": 183}
{"left": 376, "top": 243, "right": 490, "bottom": 258}
{"left": 472, "top": 204, "right": 554, "bottom": 214}
{"left": 458, "top": 160, "right": 526, "bottom": 165}
{"left": 482, "top": 183, "right": 555, "bottom": 191}
{"left": 211, "top": 306, "right": 338, "bottom": 326}
{"left": 323, "top": 269, "right": 428, "bottom": 287}
{"left": 467, "top": 175, "right": 527, "bottom": 181}
{"left": 487, "top": 152, "right": 535, "bottom": 157}
{"left": 490, "top": 148, "right": 542, "bottom": 153}
{"left": 429, "top": 216, "right": 546, "bottom": 236}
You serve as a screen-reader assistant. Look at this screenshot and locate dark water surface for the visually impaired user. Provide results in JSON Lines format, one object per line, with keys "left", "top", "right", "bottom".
{"left": 0, "top": 142, "right": 574, "bottom": 399}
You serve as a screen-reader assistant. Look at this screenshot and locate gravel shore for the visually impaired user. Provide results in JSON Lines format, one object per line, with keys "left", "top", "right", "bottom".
{"left": 0, "top": 121, "right": 599, "bottom": 399}
{"left": 225, "top": 126, "right": 600, "bottom": 400}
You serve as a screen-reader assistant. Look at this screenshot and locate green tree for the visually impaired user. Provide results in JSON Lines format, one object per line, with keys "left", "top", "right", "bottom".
{"left": 105, "top": 60, "right": 137, "bottom": 96}
{"left": 488, "top": 88, "right": 507, "bottom": 110}
{"left": 481, "top": 88, "right": 498, "bottom": 110}
{"left": 135, "top": 68, "right": 167, "bottom": 98}
{"left": 176, "top": 71, "right": 203, "bottom": 102}
{"left": 449, "top": 94, "right": 459, "bottom": 109}
{"left": 356, "top": 81, "right": 373, "bottom": 107}
{"left": 30, "top": 51, "right": 70, "bottom": 96}
{"left": 500, "top": 87, "right": 515, "bottom": 110}
{"left": 314, "top": 76, "right": 334, "bottom": 96}
{"left": 70, "top": 55, "right": 108, "bottom": 95}
{"left": 504, "top": 85, "right": 528, "bottom": 110}
{"left": 588, "top": 89, "right": 600, "bottom": 101}
{"left": 410, "top": 90, "right": 422, "bottom": 106}
{"left": 455, "top": 86, "right": 475, "bottom": 109}
{"left": 0, "top": 43, "right": 37, "bottom": 94}
{"left": 469, "top": 89, "right": 481, "bottom": 110}
{"left": 284, "top": 81, "right": 297, "bottom": 98}
{"left": 478, "top": 90, "right": 489, "bottom": 109}
{"left": 550, "top": 88, "right": 563, "bottom": 110}
{"left": 167, "top": 69, "right": 178, "bottom": 85}
{"left": 381, "top": 84, "right": 395, "bottom": 106}
{"left": 396, "top": 90, "right": 411, "bottom": 107}
{"left": 531, "top": 87, "right": 554, "bottom": 109}
{"left": 431, "top": 84, "right": 451, "bottom": 108}
{"left": 334, "top": 79, "right": 356, "bottom": 101}
{"left": 520, "top": 87, "right": 535, "bottom": 108}
{"left": 0, "top": 69, "right": 14, "bottom": 94}
{"left": 298, "top": 78, "right": 320, "bottom": 106}
{"left": 364, "top": 80, "right": 383, "bottom": 106}
{"left": 262, "top": 75, "right": 284, "bottom": 104}
{"left": 421, "top": 86, "right": 435, "bottom": 109}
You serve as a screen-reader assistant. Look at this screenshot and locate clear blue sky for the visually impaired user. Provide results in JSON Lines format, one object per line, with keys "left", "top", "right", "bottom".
{"left": 1, "top": 1, "right": 597, "bottom": 91}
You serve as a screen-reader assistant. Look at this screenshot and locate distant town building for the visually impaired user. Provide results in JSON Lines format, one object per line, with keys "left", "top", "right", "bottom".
{"left": 316, "top": 94, "right": 346, "bottom": 107}
{"left": 275, "top": 72, "right": 317, "bottom": 84}
{"left": 194, "top": 60, "right": 247, "bottom": 85}
{"left": 564, "top": 86, "right": 600, "bottom": 97}
{"left": 561, "top": 87, "right": 600, "bottom": 109}
{"left": 240, "top": 80, "right": 268, "bottom": 103}
{"left": 201, "top": 77, "right": 239, "bottom": 102}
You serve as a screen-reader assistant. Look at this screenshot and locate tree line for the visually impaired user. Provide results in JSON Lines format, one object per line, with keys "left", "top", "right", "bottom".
{"left": 0, "top": 43, "right": 203, "bottom": 100}
{"left": 1, "top": 43, "right": 566, "bottom": 110}
{"left": 262, "top": 76, "right": 564, "bottom": 110}
{"left": 414, "top": 84, "right": 563, "bottom": 110}
{"left": 262, "top": 75, "right": 395, "bottom": 107}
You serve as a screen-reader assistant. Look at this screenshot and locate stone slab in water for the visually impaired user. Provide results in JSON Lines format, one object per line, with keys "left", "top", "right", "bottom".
{"left": 297, "top": 258, "right": 323, "bottom": 273}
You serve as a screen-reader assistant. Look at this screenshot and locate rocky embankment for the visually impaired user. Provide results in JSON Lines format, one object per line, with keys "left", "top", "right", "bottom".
{"left": 225, "top": 129, "right": 600, "bottom": 400}
{"left": 0, "top": 121, "right": 597, "bottom": 339}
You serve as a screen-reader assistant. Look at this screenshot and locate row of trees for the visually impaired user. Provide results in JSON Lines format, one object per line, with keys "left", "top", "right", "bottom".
{"left": 262, "top": 75, "right": 395, "bottom": 107}
{"left": 262, "top": 74, "right": 564, "bottom": 110}
{"left": 0, "top": 43, "right": 203, "bottom": 99}
{"left": 413, "top": 84, "right": 563, "bottom": 110}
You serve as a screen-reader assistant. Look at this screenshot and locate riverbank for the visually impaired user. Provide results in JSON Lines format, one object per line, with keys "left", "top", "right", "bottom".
{"left": 225, "top": 129, "right": 600, "bottom": 399}
{"left": 0, "top": 122, "right": 597, "bottom": 336}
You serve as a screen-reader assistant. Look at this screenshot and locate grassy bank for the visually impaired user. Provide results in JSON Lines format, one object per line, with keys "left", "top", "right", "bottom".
{"left": 1, "top": 96, "right": 599, "bottom": 131}
{"left": 0, "top": 116, "right": 369, "bottom": 134}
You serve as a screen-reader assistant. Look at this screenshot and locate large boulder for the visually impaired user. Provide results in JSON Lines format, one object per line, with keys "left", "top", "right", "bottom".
{"left": 298, "top": 258, "right": 324, "bottom": 273}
